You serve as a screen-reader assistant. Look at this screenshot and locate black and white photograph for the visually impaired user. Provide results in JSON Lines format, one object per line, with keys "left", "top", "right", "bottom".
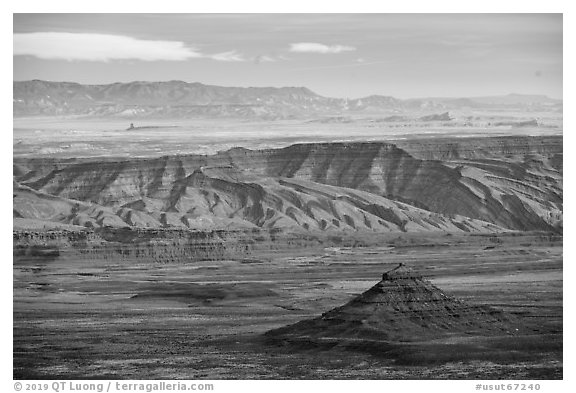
{"left": 10, "top": 9, "right": 565, "bottom": 383}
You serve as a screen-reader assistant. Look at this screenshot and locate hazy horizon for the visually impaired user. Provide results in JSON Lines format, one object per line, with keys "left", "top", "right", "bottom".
{"left": 13, "top": 14, "right": 563, "bottom": 100}
{"left": 13, "top": 78, "right": 562, "bottom": 101}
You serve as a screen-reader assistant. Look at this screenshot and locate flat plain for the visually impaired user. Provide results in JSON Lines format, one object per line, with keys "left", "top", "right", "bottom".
{"left": 14, "top": 232, "right": 562, "bottom": 379}
{"left": 13, "top": 115, "right": 561, "bottom": 159}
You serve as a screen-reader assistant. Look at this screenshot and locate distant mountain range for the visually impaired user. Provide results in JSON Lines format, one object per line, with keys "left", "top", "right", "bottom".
{"left": 13, "top": 80, "right": 563, "bottom": 119}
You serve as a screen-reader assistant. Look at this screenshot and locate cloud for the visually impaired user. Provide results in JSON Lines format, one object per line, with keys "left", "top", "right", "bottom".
{"left": 13, "top": 32, "right": 246, "bottom": 62}
{"left": 289, "top": 42, "right": 356, "bottom": 54}
{"left": 14, "top": 32, "right": 200, "bottom": 62}
{"left": 209, "top": 50, "right": 245, "bottom": 62}
{"left": 253, "top": 55, "right": 276, "bottom": 64}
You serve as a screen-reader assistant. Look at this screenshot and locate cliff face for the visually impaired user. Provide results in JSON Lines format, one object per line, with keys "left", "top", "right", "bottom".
{"left": 13, "top": 136, "right": 562, "bottom": 233}
{"left": 13, "top": 227, "right": 317, "bottom": 264}
{"left": 13, "top": 228, "right": 232, "bottom": 263}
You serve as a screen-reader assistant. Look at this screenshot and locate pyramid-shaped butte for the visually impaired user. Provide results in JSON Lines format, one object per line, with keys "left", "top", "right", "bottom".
{"left": 267, "top": 264, "right": 520, "bottom": 343}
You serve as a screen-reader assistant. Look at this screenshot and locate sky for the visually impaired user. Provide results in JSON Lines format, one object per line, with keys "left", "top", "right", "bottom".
{"left": 13, "top": 13, "right": 563, "bottom": 99}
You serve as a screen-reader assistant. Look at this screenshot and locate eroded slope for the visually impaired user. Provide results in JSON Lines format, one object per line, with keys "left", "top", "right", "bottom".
{"left": 13, "top": 136, "right": 562, "bottom": 233}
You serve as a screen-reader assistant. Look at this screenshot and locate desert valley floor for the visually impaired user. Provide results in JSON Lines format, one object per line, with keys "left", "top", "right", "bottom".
{"left": 14, "top": 232, "right": 562, "bottom": 379}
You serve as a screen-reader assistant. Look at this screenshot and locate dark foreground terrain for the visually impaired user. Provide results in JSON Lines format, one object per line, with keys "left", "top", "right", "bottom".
{"left": 13, "top": 231, "right": 562, "bottom": 379}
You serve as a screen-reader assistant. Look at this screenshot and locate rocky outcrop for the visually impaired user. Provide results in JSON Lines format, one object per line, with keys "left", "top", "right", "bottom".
{"left": 418, "top": 112, "right": 452, "bottom": 122}
{"left": 13, "top": 226, "right": 318, "bottom": 263}
{"left": 14, "top": 137, "right": 562, "bottom": 233}
{"left": 266, "top": 264, "right": 522, "bottom": 343}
